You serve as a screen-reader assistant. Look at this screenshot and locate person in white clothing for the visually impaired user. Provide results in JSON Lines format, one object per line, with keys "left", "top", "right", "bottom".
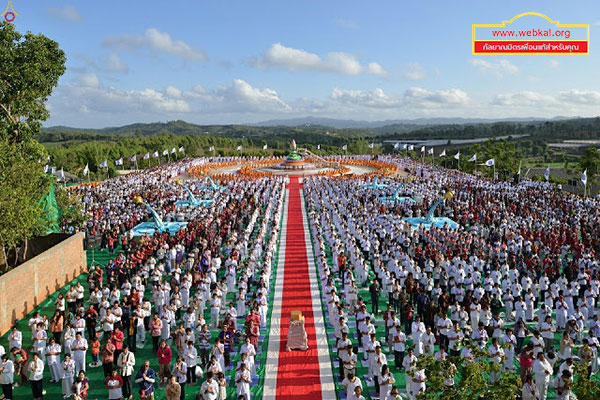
{"left": 72, "top": 332, "right": 88, "bottom": 374}
{"left": 45, "top": 337, "right": 62, "bottom": 383}
{"left": 61, "top": 353, "right": 76, "bottom": 399}
{"left": 235, "top": 362, "right": 251, "bottom": 400}
{"left": 0, "top": 354, "right": 15, "bottom": 400}
{"left": 533, "top": 352, "right": 552, "bottom": 400}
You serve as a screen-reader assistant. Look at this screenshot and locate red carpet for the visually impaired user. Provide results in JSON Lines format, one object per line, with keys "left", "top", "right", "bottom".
{"left": 275, "top": 176, "right": 323, "bottom": 399}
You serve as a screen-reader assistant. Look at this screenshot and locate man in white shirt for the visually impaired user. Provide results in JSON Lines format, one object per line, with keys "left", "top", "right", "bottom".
{"left": 72, "top": 332, "right": 88, "bottom": 374}
{"left": 533, "top": 352, "right": 552, "bottom": 400}
{"left": 200, "top": 371, "right": 219, "bottom": 400}
{"left": 392, "top": 325, "right": 406, "bottom": 370}
{"left": 0, "top": 354, "right": 15, "bottom": 400}
{"left": 183, "top": 341, "right": 198, "bottom": 385}
{"left": 488, "top": 338, "right": 505, "bottom": 383}
{"left": 402, "top": 348, "right": 418, "bottom": 399}
{"left": 117, "top": 345, "right": 136, "bottom": 399}
{"left": 28, "top": 352, "right": 45, "bottom": 400}
{"left": 235, "top": 362, "right": 251, "bottom": 400}
{"left": 341, "top": 373, "right": 363, "bottom": 398}
{"left": 45, "top": 337, "right": 62, "bottom": 383}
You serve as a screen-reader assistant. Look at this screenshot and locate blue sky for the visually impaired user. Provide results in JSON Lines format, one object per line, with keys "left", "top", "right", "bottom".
{"left": 7, "top": 0, "right": 600, "bottom": 127}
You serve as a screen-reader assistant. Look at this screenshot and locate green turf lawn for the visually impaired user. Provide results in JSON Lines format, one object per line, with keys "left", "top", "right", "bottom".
{"left": 0, "top": 198, "right": 284, "bottom": 400}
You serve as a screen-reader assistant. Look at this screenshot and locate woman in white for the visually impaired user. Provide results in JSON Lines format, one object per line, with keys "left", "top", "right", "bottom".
{"left": 8, "top": 327, "right": 22, "bottom": 350}
{"left": 258, "top": 292, "right": 268, "bottom": 329}
{"left": 45, "top": 337, "right": 62, "bottom": 383}
{"left": 61, "top": 353, "right": 75, "bottom": 398}
{"left": 522, "top": 374, "right": 539, "bottom": 400}
{"left": 379, "top": 364, "right": 395, "bottom": 399}
{"left": 235, "top": 363, "right": 251, "bottom": 400}
{"left": 240, "top": 338, "right": 257, "bottom": 378}
{"left": 559, "top": 332, "right": 574, "bottom": 360}
{"left": 62, "top": 324, "right": 75, "bottom": 356}
{"left": 236, "top": 288, "right": 246, "bottom": 317}
{"left": 411, "top": 368, "right": 427, "bottom": 400}
{"left": 212, "top": 338, "right": 225, "bottom": 372}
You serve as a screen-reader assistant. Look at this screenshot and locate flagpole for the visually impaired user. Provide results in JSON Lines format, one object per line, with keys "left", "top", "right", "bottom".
{"left": 493, "top": 164, "right": 496, "bottom": 181}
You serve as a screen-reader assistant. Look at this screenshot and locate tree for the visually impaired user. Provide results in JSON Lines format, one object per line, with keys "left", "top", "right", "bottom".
{"left": 0, "top": 21, "right": 66, "bottom": 143}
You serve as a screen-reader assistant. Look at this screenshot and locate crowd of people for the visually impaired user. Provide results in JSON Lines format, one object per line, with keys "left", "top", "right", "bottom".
{"left": 1, "top": 158, "right": 286, "bottom": 400}
{"left": 1, "top": 154, "right": 600, "bottom": 400}
{"left": 304, "top": 157, "right": 600, "bottom": 399}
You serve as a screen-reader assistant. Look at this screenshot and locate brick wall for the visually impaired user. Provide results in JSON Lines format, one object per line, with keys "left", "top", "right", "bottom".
{"left": 0, "top": 232, "right": 86, "bottom": 335}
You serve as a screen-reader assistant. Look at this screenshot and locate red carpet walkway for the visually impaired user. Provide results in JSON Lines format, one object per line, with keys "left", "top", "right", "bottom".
{"left": 275, "top": 176, "right": 323, "bottom": 398}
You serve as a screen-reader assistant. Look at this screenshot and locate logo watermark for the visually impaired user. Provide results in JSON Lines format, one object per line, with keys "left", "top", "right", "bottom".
{"left": 472, "top": 12, "right": 589, "bottom": 55}
{"left": 1, "top": 1, "right": 18, "bottom": 22}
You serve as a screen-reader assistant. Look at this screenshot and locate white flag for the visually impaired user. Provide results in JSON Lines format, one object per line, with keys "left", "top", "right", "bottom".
{"left": 544, "top": 167, "right": 550, "bottom": 181}
{"left": 51, "top": 166, "right": 56, "bottom": 174}
{"left": 263, "top": 144, "right": 268, "bottom": 150}
{"left": 115, "top": 158, "right": 123, "bottom": 166}
{"left": 485, "top": 158, "right": 494, "bottom": 167}
{"left": 179, "top": 146, "right": 185, "bottom": 153}
{"left": 394, "top": 143, "right": 400, "bottom": 150}
{"left": 342, "top": 144, "right": 348, "bottom": 151}
{"left": 100, "top": 160, "right": 108, "bottom": 168}
{"left": 581, "top": 169, "right": 587, "bottom": 186}
{"left": 420, "top": 146, "right": 425, "bottom": 153}
{"left": 57, "top": 168, "right": 65, "bottom": 181}
{"left": 468, "top": 154, "right": 477, "bottom": 162}
{"left": 408, "top": 145, "right": 414, "bottom": 151}
{"left": 209, "top": 146, "right": 215, "bottom": 152}
{"left": 369, "top": 143, "right": 374, "bottom": 149}
{"left": 439, "top": 149, "right": 446, "bottom": 157}
{"left": 517, "top": 160, "right": 522, "bottom": 175}
{"left": 428, "top": 148, "right": 434, "bottom": 155}
{"left": 454, "top": 152, "right": 460, "bottom": 160}
{"left": 43, "top": 164, "right": 50, "bottom": 173}
{"left": 403, "top": 144, "right": 408, "bottom": 150}
{"left": 236, "top": 145, "right": 243, "bottom": 151}
{"left": 171, "top": 147, "right": 176, "bottom": 154}
{"left": 83, "top": 164, "right": 89, "bottom": 176}
{"left": 130, "top": 154, "right": 136, "bottom": 162}
{"left": 163, "top": 149, "right": 169, "bottom": 156}
{"left": 144, "top": 153, "right": 150, "bottom": 160}
{"left": 317, "top": 144, "right": 321, "bottom": 150}
{"left": 152, "top": 151, "right": 159, "bottom": 158}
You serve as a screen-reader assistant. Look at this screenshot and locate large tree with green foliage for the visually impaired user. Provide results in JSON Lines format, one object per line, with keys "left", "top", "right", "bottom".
{"left": 0, "top": 21, "right": 66, "bottom": 270}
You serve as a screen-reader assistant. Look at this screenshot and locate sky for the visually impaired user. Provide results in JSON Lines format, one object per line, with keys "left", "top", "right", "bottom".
{"left": 6, "top": 0, "right": 600, "bottom": 128}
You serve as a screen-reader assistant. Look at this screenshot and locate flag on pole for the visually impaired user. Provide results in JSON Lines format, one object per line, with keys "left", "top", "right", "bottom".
{"left": 420, "top": 146, "right": 425, "bottom": 153}
{"left": 544, "top": 167, "right": 550, "bottom": 181}
{"left": 171, "top": 147, "right": 176, "bottom": 154}
{"left": 403, "top": 144, "right": 408, "bottom": 150}
{"left": 43, "top": 164, "right": 50, "bottom": 173}
{"left": 152, "top": 151, "right": 159, "bottom": 158}
{"left": 517, "top": 160, "right": 522, "bottom": 175}
{"left": 100, "top": 160, "right": 108, "bottom": 168}
{"left": 83, "top": 164, "right": 89, "bottom": 176}
{"left": 342, "top": 144, "right": 348, "bottom": 151}
{"left": 394, "top": 143, "right": 400, "bottom": 150}
{"left": 485, "top": 158, "right": 495, "bottom": 166}
{"left": 263, "top": 144, "right": 268, "bottom": 150}
{"left": 581, "top": 169, "right": 588, "bottom": 186}
{"left": 439, "top": 149, "right": 446, "bottom": 157}
{"left": 209, "top": 146, "right": 215, "bottom": 152}
{"left": 428, "top": 148, "right": 434, "bottom": 155}
{"left": 408, "top": 145, "right": 414, "bottom": 151}
{"left": 317, "top": 144, "right": 321, "bottom": 150}
{"left": 57, "top": 168, "right": 65, "bottom": 182}
{"left": 144, "top": 153, "right": 150, "bottom": 160}
{"left": 115, "top": 158, "right": 123, "bottom": 166}
{"left": 130, "top": 154, "right": 137, "bottom": 162}
{"left": 179, "top": 146, "right": 185, "bottom": 153}
{"left": 454, "top": 152, "right": 460, "bottom": 160}
{"left": 163, "top": 149, "right": 169, "bottom": 156}
{"left": 468, "top": 154, "right": 477, "bottom": 162}
{"left": 369, "top": 143, "right": 374, "bottom": 149}
{"left": 236, "top": 145, "right": 243, "bottom": 151}
{"left": 51, "top": 166, "right": 57, "bottom": 175}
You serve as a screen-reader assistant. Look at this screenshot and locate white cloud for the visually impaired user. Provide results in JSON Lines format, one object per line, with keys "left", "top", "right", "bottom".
{"left": 47, "top": 6, "right": 83, "bottom": 22}
{"left": 558, "top": 89, "right": 600, "bottom": 105}
{"left": 549, "top": 59, "right": 560, "bottom": 68}
{"left": 469, "top": 59, "right": 518, "bottom": 78}
{"left": 250, "top": 43, "right": 386, "bottom": 76}
{"left": 331, "top": 88, "right": 400, "bottom": 108}
{"left": 105, "top": 53, "right": 129, "bottom": 74}
{"left": 330, "top": 87, "right": 469, "bottom": 110}
{"left": 333, "top": 17, "right": 359, "bottom": 29}
{"left": 103, "top": 28, "right": 208, "bottom": 62}
{"left": 402, "top": 63, "right": 427, "bottom": 81}
{"left": 492, "top": 91, "right": 555, "bottom": 106}
{"left": 403, "top": 87, "right": 470, "bottom": 107}
{"left": 77, "top": 73, "right": 100, "bottom": 88}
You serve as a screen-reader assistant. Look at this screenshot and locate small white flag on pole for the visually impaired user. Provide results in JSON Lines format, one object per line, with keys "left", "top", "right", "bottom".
{"left": 394, "top": 143, "right": 400, "bottom": 150}
{"left": 342, "top": 144, "right": 348, "bottom": 151}
{"left": 369, "top": 143, "right": 374, "bottom": 149}
{"left": 403, "top": 144, "right": 408, "bottom": 150}
{"left": 83, "top": 164, "right": 89, "bottom": 176}
{"left": 263, "top": 144, "right": 268, "bottom": 150}
{"left": 485, "top": 158, "right": 495, "bottom": 166}
{"left": 236, "top": 145, "right": 243, "bottom": 151}
{"left": 420, "top": 146, "right": 425, "bottom": 153}
{"left": 57, "top": 168, "right": 65, "bottom": 181}
{"left": 209, "top": 146, "right": 215, "bottom": 152}
{"left": 454, "top": 152, "right": 460, "bottom": 160}
{"left": 439, "top": 149, "right": 446, "bottom": 157}
{"left": 100, "top": 160, "right": 108, "bottom": 168}
{"left": 144, "top": 153, "right": 150, "bottom": 160}
{"left": 517, "top": 160, "right": 522, "bottom": 175}
{"left": 163, "top": 149, "right": 169, "bottom": 156}
{"left": 51, "top": 166, "right": 56, "bottom": 174}
{"left": 468, "top": 154, "right": 477, "bottom": 162}
{"left": 115, "top": 158, "right": 123, "bottom": 166}
{"left": 179, "top": 146, "right": 185, "bottom": 153}
{"left": 317, "top": 144, "right": 321, "bottom": 150}
{"left": 581, "top": 169, "right": 588, "bottom": 186}
{"left": 171, "top": 147, "right": 176, "bottom": 154}
{"left": 152, "top": 151, "right": 159, "bottom": 158}
{"left": 408, "top": 145, "right": 414, "bottom": 151}
{"left": 43, "top": 164, "right": 50, "bottom": 173}
{"left": 130, "top": 154, "right": 136, "bottom": 162}
{"left": 428, "top": 148, "right": 434, "bottom": 155}
{"left": 544, "top": 167, "right": 550, "bottom": 181}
